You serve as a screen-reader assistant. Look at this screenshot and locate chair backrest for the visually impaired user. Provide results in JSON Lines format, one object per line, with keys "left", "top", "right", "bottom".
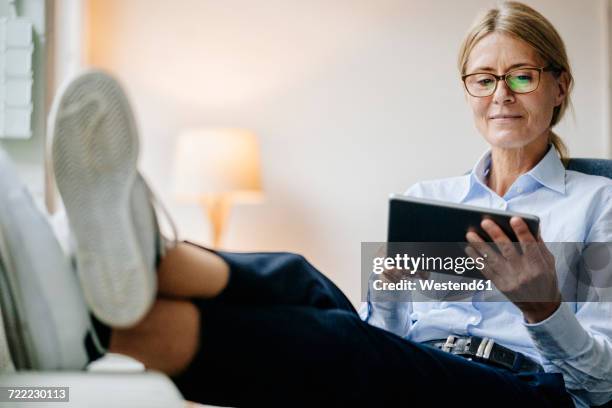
{"left": 566, "top": 158, "right": 612, "bottom": 179}
{"left": 465, "top": 158, "right": 612, "bottom": 179}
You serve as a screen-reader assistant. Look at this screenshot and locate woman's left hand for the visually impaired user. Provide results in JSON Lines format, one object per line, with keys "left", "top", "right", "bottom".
{"left": 465, "top": 217, "right": 561, "bottom": 323}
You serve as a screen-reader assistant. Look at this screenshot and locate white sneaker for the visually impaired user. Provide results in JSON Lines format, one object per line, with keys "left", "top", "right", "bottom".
{"left": 87, "top": 352, "right": 146, "bottom": 373}
{"left": 0, "top": 148, "right": 91, "bottom": 370}
{"left": 50, "top": 69, "right": 175, "bottom": 328}
{"left": 0, "top": 307, "right": 15, "bottom": 372}
{"left": 50, "top": 172, "right": 167, "bottom": 282}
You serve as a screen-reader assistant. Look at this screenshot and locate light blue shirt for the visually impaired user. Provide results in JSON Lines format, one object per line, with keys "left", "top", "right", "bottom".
{"left": 360, "top": 146, "right": 612, "bottom": 408}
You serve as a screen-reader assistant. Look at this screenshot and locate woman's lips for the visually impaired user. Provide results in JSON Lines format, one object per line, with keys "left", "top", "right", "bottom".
{"left": 489, "top": 115, "right": 523, "bottom": 123}
{"left": 489, "top": 114, "right": 523, "bottom": 120}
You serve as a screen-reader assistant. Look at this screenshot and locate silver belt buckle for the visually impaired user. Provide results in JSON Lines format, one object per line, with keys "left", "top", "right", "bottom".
{"left": 475, "top": 337, "right": 495, "bottom": 360}
{"left": 442, "top": 335, "right": 457, "bottom": 352}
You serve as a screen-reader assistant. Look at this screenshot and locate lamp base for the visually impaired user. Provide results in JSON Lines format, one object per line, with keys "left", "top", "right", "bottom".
{"left": 202, "top": 196, "right": 231, "bottom": 248}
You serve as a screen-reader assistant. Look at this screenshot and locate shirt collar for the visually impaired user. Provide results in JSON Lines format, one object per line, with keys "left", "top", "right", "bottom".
{"left": 463, "top": 144, "right": 566, "bottom": 201}
{"left": 526, "top": 145, "right": 566, "bottom": 194}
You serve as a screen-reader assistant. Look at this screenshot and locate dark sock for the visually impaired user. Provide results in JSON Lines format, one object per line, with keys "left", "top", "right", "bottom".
{"left": 84, "top": 313, "right": 111, "bottom": 362}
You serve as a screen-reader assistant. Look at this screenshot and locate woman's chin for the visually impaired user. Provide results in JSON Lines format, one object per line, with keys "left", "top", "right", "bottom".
{"left": 485, "top": 133, "right": 534, "bottom": 149}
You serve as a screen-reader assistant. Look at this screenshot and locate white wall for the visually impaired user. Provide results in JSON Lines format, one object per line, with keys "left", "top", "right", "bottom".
{"left": 85, "top": 0, "right": 610, "bottom": 304}
{"left": 0, "top": 0, "right": 48, "bottom": 203}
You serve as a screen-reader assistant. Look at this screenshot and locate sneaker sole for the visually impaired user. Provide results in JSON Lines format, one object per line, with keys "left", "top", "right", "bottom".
{"left": 50, "top": 70, "right": 155, "bottom": 327}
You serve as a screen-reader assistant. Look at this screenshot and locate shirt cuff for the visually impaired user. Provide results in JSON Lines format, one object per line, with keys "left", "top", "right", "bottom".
{"left": 524, "top": 302, "right": 590, "bottom": 360}
{"left": 358, "top": 302, "right": 370, "bottom": 321}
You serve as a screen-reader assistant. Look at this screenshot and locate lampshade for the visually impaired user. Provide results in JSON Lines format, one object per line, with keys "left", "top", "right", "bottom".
{"left": 173, "top": 128, "right": 263, "bottom": 203}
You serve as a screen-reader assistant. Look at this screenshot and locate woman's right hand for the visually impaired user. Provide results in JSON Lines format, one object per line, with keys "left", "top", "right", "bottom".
{"left": 374, "top": 245, "right": 430, "bottom": 284}
{"left": 381, "top": 265, "right": 430, "bottom": 283}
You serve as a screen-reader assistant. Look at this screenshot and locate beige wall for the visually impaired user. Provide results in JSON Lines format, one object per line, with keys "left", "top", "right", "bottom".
{"left": 84, "top": 0, "right": 610, "bottom": 304}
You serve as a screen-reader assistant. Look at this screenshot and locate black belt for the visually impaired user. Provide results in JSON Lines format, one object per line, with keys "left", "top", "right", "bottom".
{"left": 423, "top": 335, "right": 544, "bottom": 374}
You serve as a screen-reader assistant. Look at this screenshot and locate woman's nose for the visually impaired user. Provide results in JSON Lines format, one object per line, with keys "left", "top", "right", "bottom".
{"left": 492, "top": 79, "right": 515, "bottom": 104}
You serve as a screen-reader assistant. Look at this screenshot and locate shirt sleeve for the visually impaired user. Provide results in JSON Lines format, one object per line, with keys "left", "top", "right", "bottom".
{"left": 360, "top": 300, "right": 413, "bottom": 337}
{"left": 524, "top": 301, "right": 612, "bottom": 406}
{"left": 359, "top": 183, "right": 423, "bottom": 337}
{"left": 524, "top": 191, "right": 612, "bottom": 407}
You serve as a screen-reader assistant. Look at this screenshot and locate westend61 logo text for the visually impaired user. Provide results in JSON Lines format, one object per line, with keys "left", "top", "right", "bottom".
{"left": 372, "top": 253, "right": 487, "bottom": 275}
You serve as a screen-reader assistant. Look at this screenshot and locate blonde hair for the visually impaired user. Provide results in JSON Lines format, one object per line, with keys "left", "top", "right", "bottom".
{"left": 457, "top": 1, "right": 573, "bottom": 166}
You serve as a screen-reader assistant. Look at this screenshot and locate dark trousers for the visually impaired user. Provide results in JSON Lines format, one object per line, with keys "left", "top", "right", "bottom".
{"left": 172, "top": 245, "right": 575, "bottom": 408}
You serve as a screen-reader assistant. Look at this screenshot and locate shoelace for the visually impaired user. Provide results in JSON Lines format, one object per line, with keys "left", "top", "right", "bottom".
{"left": 139, "top": 173, "right": 179, "bottom": 254}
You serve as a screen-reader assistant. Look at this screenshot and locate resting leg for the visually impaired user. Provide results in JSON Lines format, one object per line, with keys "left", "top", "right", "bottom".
{"left": 108, "top": 298, "right": 200, "bottom": 376}
{"left": 111, "top": 241, "right": 354, "bottom": 375}
{"left": 157, "top": 242, "right": 230, "bottom": 299}
{"left": 159, "top": 241, "right": 355, "bottom": 311}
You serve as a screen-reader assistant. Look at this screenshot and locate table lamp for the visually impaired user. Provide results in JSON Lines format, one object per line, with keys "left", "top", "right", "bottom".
{"left": 174, "top": 128, "right": 263, "bottom": 247}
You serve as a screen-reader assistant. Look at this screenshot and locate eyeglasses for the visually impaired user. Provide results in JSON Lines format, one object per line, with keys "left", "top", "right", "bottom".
{"left": 461, "top": 66, "right": 559, "bottom": 98}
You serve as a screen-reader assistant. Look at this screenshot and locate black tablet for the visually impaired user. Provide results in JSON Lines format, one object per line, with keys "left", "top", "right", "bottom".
{"left": 387, "top": 194, "right": 540, "bottom": 243}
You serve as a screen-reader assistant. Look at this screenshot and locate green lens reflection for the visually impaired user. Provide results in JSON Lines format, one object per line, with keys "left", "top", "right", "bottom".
{"left": 507, "top": 71, "right": 535, "bottom": 93}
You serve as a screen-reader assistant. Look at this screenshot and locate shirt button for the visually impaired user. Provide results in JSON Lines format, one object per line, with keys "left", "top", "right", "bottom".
{"left": 516, "top": 187, "right": 523, "bottom": 193}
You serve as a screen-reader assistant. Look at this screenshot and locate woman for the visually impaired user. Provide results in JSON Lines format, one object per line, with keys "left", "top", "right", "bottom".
{"left": 45, "top": 1, "right": 611, "bottom": 407}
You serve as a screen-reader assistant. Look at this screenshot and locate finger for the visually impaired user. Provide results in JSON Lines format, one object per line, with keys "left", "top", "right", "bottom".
{"left": 480, "top": 219, "right": 519, "bottom": 260}
{"left": 464, "top": 244, "right": 478, "bottom": 258}
{"left": 466, "top": 232, "right": 502, "bottom": 274}
{"left": 510, "top": 217, "right": 540, "bottom": 257}
{"left": 533, "top": 229, "right": 555, "bottom": 266}
{"left": 466, "top": 230, "right": 485, "bottom": 243}
{"left": 510, "top": 217, "right": 537, "bottom": 242}
{"left": 465, "top": 245, "right": 495, "bottom": 280}
{"left": 382, "top": 267, "right": 403, "bottom": 283}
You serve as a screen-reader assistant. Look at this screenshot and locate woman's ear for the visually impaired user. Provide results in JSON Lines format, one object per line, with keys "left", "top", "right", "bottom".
{"left": 554, "top": 71, "right": 570, "bottom": 107}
